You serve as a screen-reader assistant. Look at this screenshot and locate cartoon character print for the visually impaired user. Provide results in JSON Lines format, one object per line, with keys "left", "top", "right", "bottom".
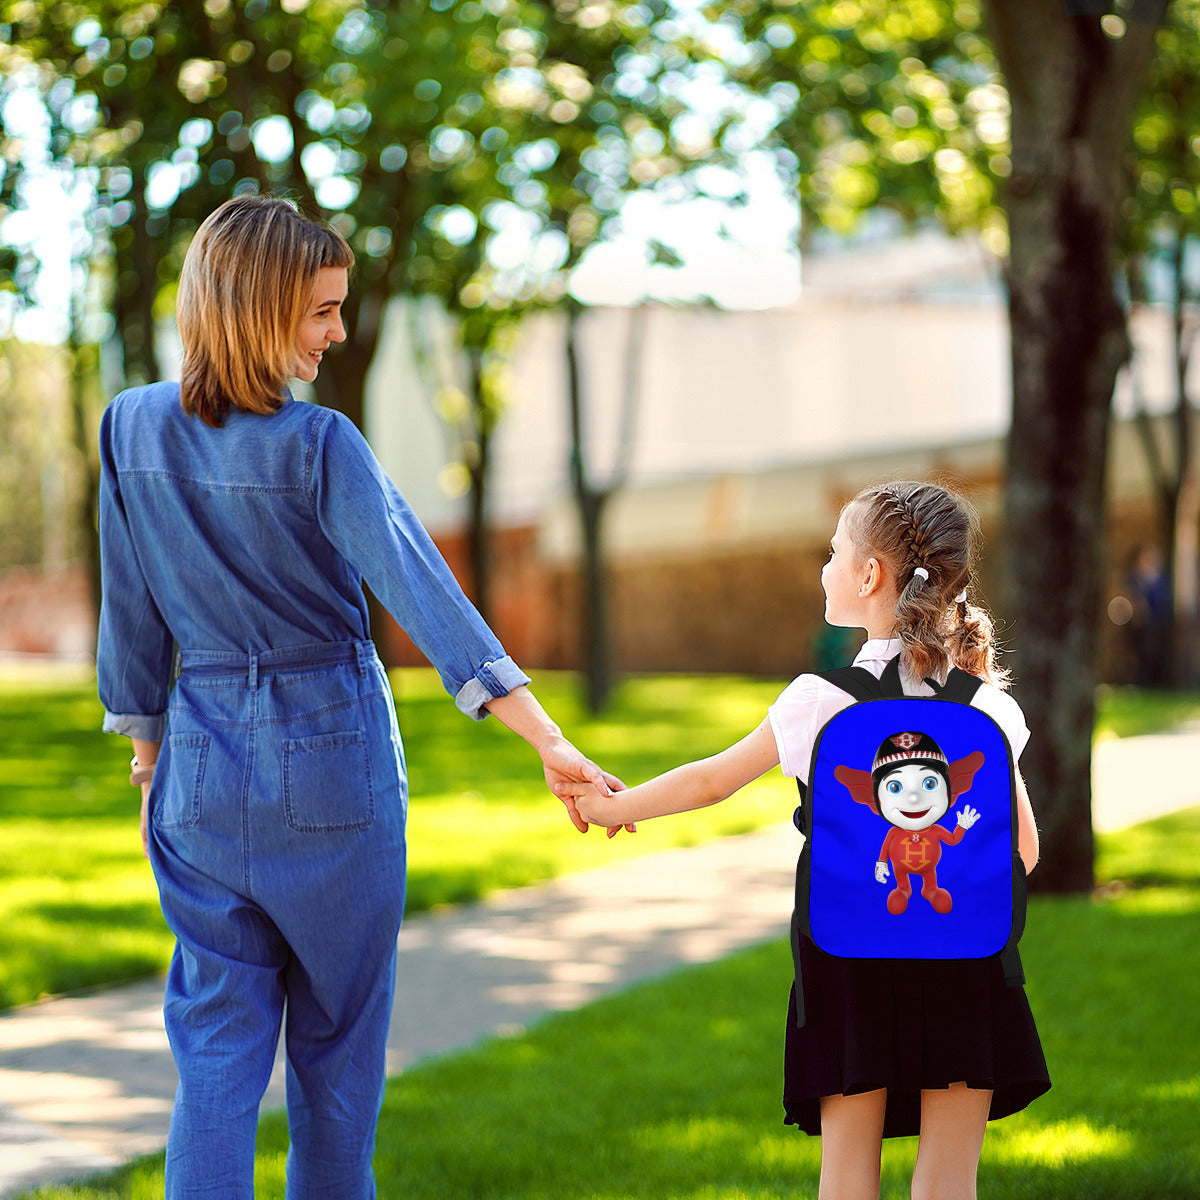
{"left": 833, "top": 732, "right": 984, "bottom": 916}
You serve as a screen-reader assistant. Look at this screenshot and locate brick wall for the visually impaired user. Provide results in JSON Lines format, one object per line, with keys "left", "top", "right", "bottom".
{"left": 0, "top": 565, "right": 96, "bottom": 658}
{"left": 1, "top": 502, "right": 1161, "bottom": 685}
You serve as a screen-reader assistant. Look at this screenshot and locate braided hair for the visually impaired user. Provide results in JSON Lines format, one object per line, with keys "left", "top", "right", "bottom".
{"left": 843, "top": 481, "right": 1009, "bottom": 689}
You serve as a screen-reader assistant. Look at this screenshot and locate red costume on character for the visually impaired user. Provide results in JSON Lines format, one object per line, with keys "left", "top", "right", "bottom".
{"left": 877, "top": 824, "right": 966, "bottom": 914}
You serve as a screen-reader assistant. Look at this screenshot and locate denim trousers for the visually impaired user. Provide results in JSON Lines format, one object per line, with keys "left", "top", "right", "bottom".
{"left": 147, "top": 641, "right": 407, "bottom": 1199}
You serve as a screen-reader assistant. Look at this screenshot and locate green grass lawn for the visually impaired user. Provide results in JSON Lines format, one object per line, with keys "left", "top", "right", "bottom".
{"left": 3, "top": 670, "right": 1198, "bottom": 1012}
{"left": 0, "top": 668, "right": 787, "bottom": 1009}
{"left": 16, "top": 805, "right": 1200, "bottom": 1199}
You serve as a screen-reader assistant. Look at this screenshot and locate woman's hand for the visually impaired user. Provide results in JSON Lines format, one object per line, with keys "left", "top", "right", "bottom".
{"left": 130, "top": 737, "right": 160, "bottom": 861}
{"left": 482, "top": 686, "right": 633, "bottom": 836}
{"left": 140, "top": 784, "right": 152, "bottom": 859}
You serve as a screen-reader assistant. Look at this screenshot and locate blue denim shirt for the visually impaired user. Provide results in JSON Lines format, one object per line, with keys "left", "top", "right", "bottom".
{"left": 97, "top": 382, "right": 529, "bottom": 740}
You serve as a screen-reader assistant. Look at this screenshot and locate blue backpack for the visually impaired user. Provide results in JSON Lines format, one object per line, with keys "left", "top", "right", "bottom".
{"left": 790, "top": 656, "right": 1025, "bottom": 1026}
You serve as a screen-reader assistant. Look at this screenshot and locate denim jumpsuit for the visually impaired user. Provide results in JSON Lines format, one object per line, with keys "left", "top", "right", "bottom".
{"left": 96, "top": 383, "right": 529, "bottom": 1198}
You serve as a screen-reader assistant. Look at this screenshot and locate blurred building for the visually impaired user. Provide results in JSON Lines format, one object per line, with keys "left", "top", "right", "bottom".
{"left": 1, "top": 229, "right": 1183, "bottom": 679}
{"left": 366, "top": 229, "right": 1183, "bottom": 680}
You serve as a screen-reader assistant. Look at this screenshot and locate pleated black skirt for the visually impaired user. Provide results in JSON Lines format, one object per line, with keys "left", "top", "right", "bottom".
{"left": 783, "top": 937, "right": 1051, "bottom": 1139}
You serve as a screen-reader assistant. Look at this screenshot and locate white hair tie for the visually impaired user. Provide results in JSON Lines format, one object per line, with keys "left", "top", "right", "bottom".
{"left": 955, "top": 590, "right": 968, "bottom": 604}
{"left": 912, "top": 567, "right": 929, "bottom": 583}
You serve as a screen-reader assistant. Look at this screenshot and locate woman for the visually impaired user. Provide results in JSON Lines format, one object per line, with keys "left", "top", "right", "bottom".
{"left": 97, "top": 194, "right": 618, "bottom": 1198}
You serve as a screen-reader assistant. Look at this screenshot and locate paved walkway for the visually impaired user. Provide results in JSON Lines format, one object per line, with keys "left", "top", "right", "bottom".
{"left": 1, "top": 728, "right": 1197, "bottom": 1197}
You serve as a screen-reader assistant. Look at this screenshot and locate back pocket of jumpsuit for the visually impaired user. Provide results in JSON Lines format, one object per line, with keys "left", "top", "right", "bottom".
{"left": 283, "top": 730, "right": 375, "bottom": 832}
{"left": 156, "top": 733, "right": 210, "bottom": 830}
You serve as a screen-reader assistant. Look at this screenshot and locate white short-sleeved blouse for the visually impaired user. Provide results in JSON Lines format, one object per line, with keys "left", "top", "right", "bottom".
{"left": 768, "top": 638, "right": 1029, "bottom": 783}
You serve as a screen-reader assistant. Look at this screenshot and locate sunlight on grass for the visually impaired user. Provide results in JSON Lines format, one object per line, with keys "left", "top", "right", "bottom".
{"left": 1094, "top": 685, "right": 1200, "bottom": 740}
{"left": 1097, "top": 806, "right": 1200, "bottom": 891}
{"left": 629, "top": 1115, "right": 752, "bottom": 1155}
{"left": 1142, "top": 1077, "right": 1200, "bottom": 1101}
{"left": 1101, "top": 886, "right": 1200, "bottom": 916}
{"left": 986, "top": 1119, "right": 1135, "bottom": 1167}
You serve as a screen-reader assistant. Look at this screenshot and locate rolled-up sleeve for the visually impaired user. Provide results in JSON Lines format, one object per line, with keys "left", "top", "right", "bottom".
{"left": 96, "top": 399, "right": 175, "bottom": 740}
{"left": 311, "top": 411, "right": 529, "bottom": 719}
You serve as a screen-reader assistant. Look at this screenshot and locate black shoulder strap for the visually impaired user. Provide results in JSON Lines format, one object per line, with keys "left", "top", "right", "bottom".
{"left": 837, "top": 656, "right": 984, "bottom": 703}
{"left": 814, "top": 664, "right": 887, "bottom": 702}
{"left": 794, "top": 664, "right": 881, "bottom": 814}
{"left": 926, "top": 666, "right": 984, "bottom": 704}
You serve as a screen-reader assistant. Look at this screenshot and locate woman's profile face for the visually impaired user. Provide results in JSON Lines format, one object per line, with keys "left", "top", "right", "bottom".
{"left": 292, "top": 267, "right": 348, "bottom": 383}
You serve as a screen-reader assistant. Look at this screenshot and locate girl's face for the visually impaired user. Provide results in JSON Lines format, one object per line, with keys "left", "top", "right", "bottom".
{"left": 292, "top": 267, "right": 348, "bottom": 383}
{"left": 876, "top": 764, "right": 950, "bottom": 831}
{"left": 821, "top": 511, "right": 867, "bottom": 627}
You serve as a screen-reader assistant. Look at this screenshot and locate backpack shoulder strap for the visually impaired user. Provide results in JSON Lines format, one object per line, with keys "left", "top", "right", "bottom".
{"left": 794, "top": 663, "right": 887, "bottom": 811}
{"left": 812, "top": 664, "right": 887, "bottom": 702}
{"left": 872, "top": 656, "right": 987, "bottom": 702}
{"left": 926, "top": 666, "right": 984, "bottom": 704}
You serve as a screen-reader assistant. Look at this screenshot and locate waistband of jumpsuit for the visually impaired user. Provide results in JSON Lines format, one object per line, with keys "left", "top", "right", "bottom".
{"left": 177, "top": 639, "right": 377, "bottom": 686}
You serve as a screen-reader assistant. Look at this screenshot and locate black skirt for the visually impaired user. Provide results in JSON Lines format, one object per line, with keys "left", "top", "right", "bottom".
{"left": 783, "top": 937, "right": 1051, "bottom": 1139}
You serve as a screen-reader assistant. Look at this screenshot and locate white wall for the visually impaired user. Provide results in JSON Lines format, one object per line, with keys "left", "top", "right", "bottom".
{"left": 363, "top": 274, "right": 1186, "bottom": 554}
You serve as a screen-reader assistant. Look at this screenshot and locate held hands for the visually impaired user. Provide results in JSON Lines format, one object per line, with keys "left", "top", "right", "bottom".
{"left": 479, "top": 688, "right": 630, "bottom": 837}
{"left": 553, "top": 776, "right": 630, "bottom": 833}
{"left": 536, "top": 733, "right": 633, "bottom": 837}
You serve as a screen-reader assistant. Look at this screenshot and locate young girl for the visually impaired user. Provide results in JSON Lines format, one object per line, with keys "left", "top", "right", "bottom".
{"left": 563, "top": 480, "right": 1049, "bottom": 1200}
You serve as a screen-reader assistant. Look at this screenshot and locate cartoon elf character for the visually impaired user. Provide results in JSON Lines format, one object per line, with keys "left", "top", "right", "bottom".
{"left": 834, "top": 732, "right": 985, "bottom": 915}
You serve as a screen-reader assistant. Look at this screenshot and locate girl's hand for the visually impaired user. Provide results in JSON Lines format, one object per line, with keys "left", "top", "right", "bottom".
{"left": 555, "top": 778, "right": 632, "bottom": 834}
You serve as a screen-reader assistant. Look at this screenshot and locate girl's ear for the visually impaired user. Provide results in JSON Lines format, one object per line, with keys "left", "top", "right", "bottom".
{"left": 860, "top": 556, "right": 885, "bottom": 597}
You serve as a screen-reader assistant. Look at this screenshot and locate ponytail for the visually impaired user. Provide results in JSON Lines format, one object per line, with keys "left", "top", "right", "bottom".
{"left": 946, "top": 596, "right": 1009, "bottom": 689}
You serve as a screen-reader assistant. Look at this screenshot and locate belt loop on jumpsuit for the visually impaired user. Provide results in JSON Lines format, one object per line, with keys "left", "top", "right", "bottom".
{"left": 355, "top": 641, "right": 371, "bottom": 677}
{"left": 247, "top": 650, "right": 259, "bottom": 689}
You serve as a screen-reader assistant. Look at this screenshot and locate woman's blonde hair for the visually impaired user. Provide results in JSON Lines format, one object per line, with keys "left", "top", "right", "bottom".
{"left": 177, "top": 195, "right": 354, "bottom": 426}
{"left": 843, "top": 480, "right": 1009, "bottom": 689}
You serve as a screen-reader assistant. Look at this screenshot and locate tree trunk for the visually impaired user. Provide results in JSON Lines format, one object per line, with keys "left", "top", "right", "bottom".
{"left": 565, "top": 301, "right": 613, "bottom": 715}
{"left": 112, "top": 178, "right": 162, "bottom": 388}
{"left": 1168, "top": 225, "right": 1199, "bottom": 686}
{"left": 987, "top": 4, "right": 1160, "bottom": 893}
{"left": 464, "top": 345, "right": 492, "bottom": 625}
{"left": 67, "top": 330, "right": 102, "bottom": 626}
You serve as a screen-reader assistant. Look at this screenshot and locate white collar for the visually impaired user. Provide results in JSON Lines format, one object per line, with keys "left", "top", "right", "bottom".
{"left": 853, "top": 638, "right": 901, "bottom": 667}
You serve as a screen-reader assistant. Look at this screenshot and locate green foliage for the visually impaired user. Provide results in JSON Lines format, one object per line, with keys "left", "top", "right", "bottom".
{"left": 1123, "top": 0, "right": 1200, "bottom": 274}
{"left": 0, "top": 0, "right": 686, "bottom": 401}
{"left": 17, "top": 805, "right": 1200, "bottom": 1200}
{"left": 703, "top": 0, "right": 1007, "bottom": 250}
